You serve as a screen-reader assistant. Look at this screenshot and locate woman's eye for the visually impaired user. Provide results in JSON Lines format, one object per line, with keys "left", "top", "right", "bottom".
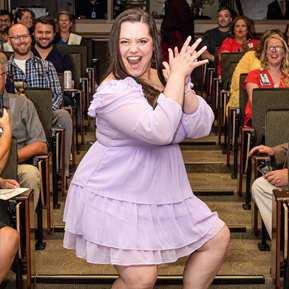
{"left": 140, "top": 40, "right": 147, "bottom": 44}
{"left": 120, "top": 41, "right": 128, "bottom": 44}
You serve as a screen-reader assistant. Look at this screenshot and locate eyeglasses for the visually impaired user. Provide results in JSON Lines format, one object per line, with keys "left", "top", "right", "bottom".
{"left": 9, "top": 34, "right": 30, "bottom": 40}
{"left": 267, "top": 46, "right": 283, "bottom": 51}
{"left": 0, "top": 19, "right": 10, "bottom": 24}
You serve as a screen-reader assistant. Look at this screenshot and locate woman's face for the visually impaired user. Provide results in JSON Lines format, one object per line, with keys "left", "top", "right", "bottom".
{"left": 266, "top": 38, "right": 285, "bottom": 67}
{"left": 234, "top": 19, "right": 248, "bottom": 40}
{"left": 58, "top": 14, "right": 72, "bottom": 33}
{"left": 119, "top": 21, "right": 154, "bottom": 80}
{"left": 18, "top": 12, "right": 33, "bottom": 29}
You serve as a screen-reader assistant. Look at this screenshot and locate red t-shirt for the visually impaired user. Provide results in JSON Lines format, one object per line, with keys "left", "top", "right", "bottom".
{"left": 217, "top": 38, "right": 259, "bottom": 76}
{"left": 242, "top": 69, "right": 288, "bottom": 126}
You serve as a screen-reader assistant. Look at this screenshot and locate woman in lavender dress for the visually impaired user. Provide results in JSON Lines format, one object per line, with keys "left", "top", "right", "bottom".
{"left": 63, "top": 8, "right": 230, "bottom": 289}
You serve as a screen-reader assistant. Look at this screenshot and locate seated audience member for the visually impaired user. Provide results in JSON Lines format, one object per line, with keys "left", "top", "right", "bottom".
{"left": 6, "top": 23, "right": 72, "bottom": 178}
{"left": 0, "top": 56, "right": 47, "bottom": 209}
{"left": 226, "top": 29, "right": 284, "bottom": 116}
{"left": 13, "top": 8, "right": 33, "bottom": 34}
{"left": 1, "top": 27, "right": 13, "bottom": 52}
{"left": 201, "top": 7, "right": 232, "bottom": 67}
{"left": 53, "top": 11, "right": 82, "bottom": 45}
{"left": 0, "top": 10, "right": 12, "bottom": 45}
{"left": 249, "top": 144, "right": 288, "bottom": 239}
{"left": 0, "top": 222, "right": 20, "bottom": 284}
{"left": 217, "top": 15, "right": 259, "bottom": 76}
{"left": 77, "top": 0, "right": 107, "bottom": 19}
{"left": 31, "top": 16, "right": 74, "bottom": 106}
{"left": 267, "top": 0, "right": 289, "bottom": 20}
{"left": 243, "top": 35, "right": 289, "bottom": 127}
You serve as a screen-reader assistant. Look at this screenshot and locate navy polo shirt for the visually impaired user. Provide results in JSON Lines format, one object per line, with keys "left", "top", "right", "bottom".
{"left": 31, "top": 46, "right": 75, "bottom": 80}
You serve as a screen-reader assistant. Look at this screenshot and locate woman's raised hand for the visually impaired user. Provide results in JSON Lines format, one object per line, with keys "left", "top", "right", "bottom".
{"left": 163, "top": 37, "right": 208, "bottom": 82}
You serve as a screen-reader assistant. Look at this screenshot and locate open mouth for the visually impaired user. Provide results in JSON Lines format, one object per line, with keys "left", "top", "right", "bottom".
{"left": 127, "top": 56, "right": 142, "bottom": 68}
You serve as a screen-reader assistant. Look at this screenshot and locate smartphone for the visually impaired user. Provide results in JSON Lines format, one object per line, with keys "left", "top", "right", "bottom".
{"left": 257, "top": 162, "right": 276, "bottom": 175}
{"left": 0, "top": 94, "right": 3, "bottom": 118}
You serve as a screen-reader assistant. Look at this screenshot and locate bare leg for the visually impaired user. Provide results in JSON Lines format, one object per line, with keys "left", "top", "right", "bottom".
{"left": 112, "top": 265, "right": 158, "bottom": 289}
{"left": 0, "top": 226, "right": 20, "bottom": 283}
{"left": 183, "top": 225, "right": 230, "bottom": 289}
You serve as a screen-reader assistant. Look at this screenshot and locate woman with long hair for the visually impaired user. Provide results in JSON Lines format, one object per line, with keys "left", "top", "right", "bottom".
{"left": 217, "top": 15, "right": 259, "bottom": 76}
{"left": 63, "top": 8, "right": 230, "bottom": 289}
{"left": 226, "top": 28, "right": 284, "bottom": 116}
{"left": 243, "top": 35, "right": 289, "bottom": 126}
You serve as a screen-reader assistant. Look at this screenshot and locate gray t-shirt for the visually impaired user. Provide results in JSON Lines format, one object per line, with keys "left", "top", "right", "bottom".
{"left": 3, "top": 90, "right": 47, "bottom": 151}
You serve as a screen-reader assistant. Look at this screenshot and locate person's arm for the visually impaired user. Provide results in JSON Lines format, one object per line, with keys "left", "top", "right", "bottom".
{"left": 0, "top": 179, "right": 20, "bottom": 189}
{"left": 202, "top": 51, "right": 214, "bottom": 62}
{"left": 248, "top": 145, "right": 274, "bottom": 157}
{"left": 0, "top": 109, "right": 12, "bottom": 173}
{"left": 264, "top": 169, "right": 288, "bottom": 187}
{"left": 47, "top": 63, "right": 63, "bottom": 110}
{"left": 18, "top": 142, "right": 47, "bottom": 163}
{"left": 245, "top": 82, "right": 259, "bottom": 106}
{"left": 273, "top": 143, "right": 288, "bottom": 168}
{"left": 17, "top": 98, "right": 48, "bottom": 162}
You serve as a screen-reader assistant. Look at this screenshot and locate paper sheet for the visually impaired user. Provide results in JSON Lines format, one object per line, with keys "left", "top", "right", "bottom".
{"left": 0, "top": 188, "right": 29, "bottom": 200}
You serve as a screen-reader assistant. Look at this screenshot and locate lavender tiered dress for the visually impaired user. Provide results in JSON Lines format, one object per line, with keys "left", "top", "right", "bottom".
{"left": 63, "top": 77, "right": 225, "bottom": 265}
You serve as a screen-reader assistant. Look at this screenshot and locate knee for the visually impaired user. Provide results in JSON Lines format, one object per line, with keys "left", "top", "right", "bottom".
{"left": 251, "top": 177, "right": 272, "bottom": 201}
{"left": 1, "top": 227, "right": 20, "bottom": 254}
{"left": 18, "top": 165, "right": 40, "bottom": 188}
{"left": 121, "top": 266, "right": 158, "bottom": 289}
{"left": 218, "top": 225, "right": 230, "bottom": 250}
{"left": 54, "top": 109, "right": 72, "bottom": 128}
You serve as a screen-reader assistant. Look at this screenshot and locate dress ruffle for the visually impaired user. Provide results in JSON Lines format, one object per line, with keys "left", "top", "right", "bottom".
{"left": 63, "top": 184, "right": 224, "bottom": 265}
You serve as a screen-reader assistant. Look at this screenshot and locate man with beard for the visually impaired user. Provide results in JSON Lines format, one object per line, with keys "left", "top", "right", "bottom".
{"left": 31, "top": 16, "right": 75, "bottom": 106}
{"left": 201, "top": 7, "right": 232, "bottom": 67}
{"left": 6, "top": 23, "right": 72, "bottom": 179}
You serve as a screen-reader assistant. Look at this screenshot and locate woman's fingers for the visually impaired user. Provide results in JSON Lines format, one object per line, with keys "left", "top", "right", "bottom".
{"left": 187, "top": 38, "right": 203, "bottom": 54}
{"left": 174, "top": 46, "right": 179, "bottom": 57}
{"left": 180, "top": 35, "right": 192, "bottom": 54}
{"left": 162, "top": 61, "right": 171, "bottom": 78}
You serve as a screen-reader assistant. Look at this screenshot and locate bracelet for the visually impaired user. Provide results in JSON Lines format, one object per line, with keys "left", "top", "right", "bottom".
{"left": 0, "top": 177, "right": 3, "bottom": 188}
{"left": 185, "top": 85, "right": 191, "bottom": 94}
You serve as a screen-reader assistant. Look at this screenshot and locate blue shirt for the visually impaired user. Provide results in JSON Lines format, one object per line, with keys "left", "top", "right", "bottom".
{"left": 56, "top": 38, "right": 68, "bottom": 45}
{"left": 6, "top": 52, "right": 63, "bottom": 111}
{"left": 31, "top": 46, "right": 75, "bottom": 80}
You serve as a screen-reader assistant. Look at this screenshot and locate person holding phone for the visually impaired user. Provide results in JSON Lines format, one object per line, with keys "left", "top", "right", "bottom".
{"left": 249, "top": 143, "right": 288, "bottom": 239}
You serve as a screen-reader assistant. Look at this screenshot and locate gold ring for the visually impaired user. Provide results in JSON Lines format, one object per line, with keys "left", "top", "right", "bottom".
{"left": 187, "top": 51, "right": 192, "bottom": 56}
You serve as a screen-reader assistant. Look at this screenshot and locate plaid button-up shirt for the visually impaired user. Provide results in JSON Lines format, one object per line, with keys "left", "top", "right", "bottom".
{"left": 6, "top": 52, "right": 63, "bottom": 111}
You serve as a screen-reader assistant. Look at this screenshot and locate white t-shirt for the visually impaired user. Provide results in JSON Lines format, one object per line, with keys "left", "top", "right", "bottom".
{"left": 14, "top": 59, "right": 26, "bottom": 74}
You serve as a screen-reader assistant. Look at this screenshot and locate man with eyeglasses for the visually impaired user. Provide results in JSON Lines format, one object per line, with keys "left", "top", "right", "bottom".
{"left": 31, "top": 16, "right": 75, "bottom": 106}
{"left": 0, "top": 10, "right": 12, "bottom": 43}
{"left": 201, "top": 7, "right": 232, "bottom": 68}
{"left": 5, "top": 23, "right": 73, "bottom": 179}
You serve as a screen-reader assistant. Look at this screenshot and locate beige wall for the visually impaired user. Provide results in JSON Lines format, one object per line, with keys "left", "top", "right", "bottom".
{"left": 74, "top": 19, "right": 289, "bottom": 36}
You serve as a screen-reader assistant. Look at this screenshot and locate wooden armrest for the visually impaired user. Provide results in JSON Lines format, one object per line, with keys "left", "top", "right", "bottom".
{"left": 207, "top": 68, "right": 215, "bottom": 72}
{"left": 51, "top": 127, "right": 65, "bottom": 132}
{"left": 62, "top": 106, "right": 75, "bottom": 110}
{"left": 12, "top": 188, "right": 33, "bottom": 201}
{"left": 253, "top": 153, "right": 271, "bottom": 162}
{"left": 273, "top": 189, "right": 289, "bottom": 201}
{"left": 240, "top": 126, "right": 255, "bottom": 132}
{"left": 33, "top": 152, "right": 52, "bottom": 160}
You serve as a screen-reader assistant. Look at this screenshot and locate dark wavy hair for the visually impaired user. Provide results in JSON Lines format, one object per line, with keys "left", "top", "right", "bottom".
{"left": 102, "top": 8, "right": 166, "bottom": 108}
{"left": 13, "top": 8, "right": 32, "bottom": 24}
{"left": 230, "top": 15, "right": 253, "bottom": 40}
{"left": 255, "top": 28, "right": 284, "bottom": 59}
